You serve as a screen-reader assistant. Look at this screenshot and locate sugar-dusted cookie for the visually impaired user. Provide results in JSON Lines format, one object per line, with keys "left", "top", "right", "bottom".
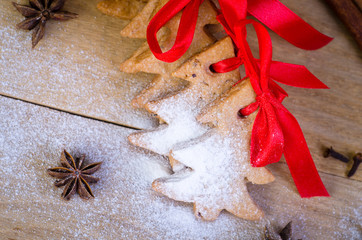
{"left": 152, "top": 79, "right": 274, "bottom": 221}
{"left": 120, "top": 0, "right": 218, "bottom": 108}
{"left": 97, "top": 0, "right": 147, "bottom": 20}
{"left": 128, "top": 37, "right": 240, "bottom": 156}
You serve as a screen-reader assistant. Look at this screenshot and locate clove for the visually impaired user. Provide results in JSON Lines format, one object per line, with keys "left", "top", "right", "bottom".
{"left": 279, "top": 221, "right": 292, "bottom": 240}
{"left": 324, "top": 147, "right": 361, "bottom": 177}
{"left": 347, "top": 153, "right": 362, "bottom": 177}
{"left": 324, "top": 147, "right": 349, "bottom": 163}
{"left": 264, "top": 221, "right": 294, "bottom": 240}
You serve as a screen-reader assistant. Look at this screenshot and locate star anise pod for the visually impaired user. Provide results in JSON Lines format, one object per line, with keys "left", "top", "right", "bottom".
{"left": 265, "top": 221, "right": 294, "bottom": 240}
{"left": 12, "top": 0, "right": 78, "bottom": 48}
{"left": 47, "top": 150, "right": 102, "bottom": 200}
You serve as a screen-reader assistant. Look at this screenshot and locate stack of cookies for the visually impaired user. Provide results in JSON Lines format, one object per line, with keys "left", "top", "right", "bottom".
{"left": 98, "top": 0, "right": 274, "bottom": 220}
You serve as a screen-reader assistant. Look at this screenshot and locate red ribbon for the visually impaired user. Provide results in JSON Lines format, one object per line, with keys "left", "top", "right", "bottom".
{"left": 147, "top": 0, "right": 204, "bottom": 63}
{"left": 214, "top": 8, "right": 329, "bottom": 197}
{"left": 146, "top": 0, "right": 330, "bottom": 197}
{"left": 247, "top": 0, "right": 333, "bottom": 50}
{"left": 147, "top": 0, "right": 332, "bottom": 62}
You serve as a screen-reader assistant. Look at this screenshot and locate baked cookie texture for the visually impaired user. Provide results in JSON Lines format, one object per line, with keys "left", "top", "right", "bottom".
{"left": 153, "top": 79, "right": 274, "bottom": 221}
{"left": 120, "top": 0, "right": 160, "bottom": 38}
{"left": 120, "top": 0, "right": 219, "bottom": 108}
{"left": 128, "top": 37, "right": 239, "bottom": 156}
{"left": 115, "top": 0, "right": 274, "bottom": 220}
{"left": 97, "top": 0, "right": 148, "bottom": 20}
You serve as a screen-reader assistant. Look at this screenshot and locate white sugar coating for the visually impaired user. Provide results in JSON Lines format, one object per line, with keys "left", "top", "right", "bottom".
{"left": 0, "top": 89, "right": 361, "bottom": 239}
{"left": 0, "top": 0, "right": 157, "bottom": 129}
{"left": 0, "top": 97, "right": 269, "bottom": 239}
{"left": 154, "top": 130, "right": 264, "bottom": 221}
{"left": 150, "top": 80, "right": 275, "bottom": 220}
{"left": 130, "top": 87, "right": 209, "bottom": 155}
{"left": 128, "top": 37, "right": 240, "bottom": 157}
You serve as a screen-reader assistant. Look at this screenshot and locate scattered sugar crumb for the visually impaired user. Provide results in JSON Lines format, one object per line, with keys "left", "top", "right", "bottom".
{"left": 0, "top": 0, "right": 156, "bottom": 130}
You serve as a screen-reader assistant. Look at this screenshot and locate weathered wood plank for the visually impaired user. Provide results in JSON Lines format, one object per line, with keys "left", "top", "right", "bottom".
{"left": 0, "top": 0, "right": 361, "bottom": 184}
{"left": 0, "top": 0, "right": 157, "bottom": 129}
{"left": 0, "top": 96, "right": 361, "bottom": 239}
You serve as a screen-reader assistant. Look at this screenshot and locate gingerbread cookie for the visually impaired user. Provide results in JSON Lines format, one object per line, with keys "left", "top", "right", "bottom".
{"left": 120, "top": 0, "right": 160, "bottom": 38}
{"left": 128, "top": 37, "right": 239, "bottom": 157}
{"left": 120, "top": 0, "right": 219, "bottom": 108}
{"left": 152, "top": 79, "right": 274, "bottom": 221}
{"left": 97, "top": 0, "right": 147, "bottom": 20}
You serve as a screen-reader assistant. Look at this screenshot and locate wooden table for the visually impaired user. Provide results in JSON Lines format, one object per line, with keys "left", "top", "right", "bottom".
{"left": 0, "top": 0, "right": 361, "bottom": 239}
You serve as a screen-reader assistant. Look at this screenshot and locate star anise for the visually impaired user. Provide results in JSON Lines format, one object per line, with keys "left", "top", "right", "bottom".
{"left": 265, "top": 221, "right": 294, "bottom": 240}
{"left": 12, "top": 0, "right": 78, "bottom": 48}
{"left": 47, "top": 150, "right": 102, "bottom": 200}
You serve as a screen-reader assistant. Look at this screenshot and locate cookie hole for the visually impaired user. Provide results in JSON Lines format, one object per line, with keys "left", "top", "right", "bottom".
{"left": 192, "top": 74, "right": 196, "bottom": 78}
{"left": 204, "top": 24, "right": 227, "bottom": 40}
{"left": 237, "top": 110, "right": 246, "bottom": 119}
{"left": 209, "top": 64, "right": 217, "bottom": 73}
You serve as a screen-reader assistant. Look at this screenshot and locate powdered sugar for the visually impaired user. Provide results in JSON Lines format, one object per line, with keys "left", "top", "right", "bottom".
{"left": 0, "top": 0, "right": 156, "bottom": 129}
{"left": 151, "top": 81, "right": 274, "bottom": 221}
{"left": 128, "top": 37, "right": 240, "bottom": 158}
{"left": 154, "top": 130, "right": 264, "bottom": 221}
{"left": 0, "top": 94, "right": 360, "bottom": 239}
{"left": 0, "top": 97, "right": 266, "bottom": 239}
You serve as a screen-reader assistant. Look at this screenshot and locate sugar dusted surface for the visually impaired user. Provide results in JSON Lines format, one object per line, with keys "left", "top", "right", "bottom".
{"left": 1, "top": 96, "right": 361, "bottom": 239}
{"left": 154, "top": 130, "right": 263, "bottom": 220}
{"left": 0, "top": 0, "right": 361, "bottom": 239}
{"left": 130, "top": 88, "right": 209, "bottom": 155}
{"left": 0, "top": 0, "right": 157, "bottom": 129}
{"left": 0, "top": 97, "right": 266, "bottom": 239}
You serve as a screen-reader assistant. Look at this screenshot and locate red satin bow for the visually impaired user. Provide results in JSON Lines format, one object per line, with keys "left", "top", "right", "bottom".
{"left": 147, "top": 0, "right": 332, "bottom": 62}
{"left": 146, "top": 0, "right": 331, "bottom": 198}
{"left": 214, "top": 13, "right": 329, "bottom": 197}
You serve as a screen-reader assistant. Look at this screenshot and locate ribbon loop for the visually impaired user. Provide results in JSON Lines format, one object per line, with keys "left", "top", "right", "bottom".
{"left": 147, "top": 0, "right": 332, "bottom": 63}
{"left": 146, "top": 0, "right": 330, "bottom": 198}
{"left": 213, "top": 7, "right": 329, "bottom": 197}
{"left": 212, "top": 56, "right": 243, "bottom": 73}
{"left": 147, "top": 0, "right": 204, "bottom": 62}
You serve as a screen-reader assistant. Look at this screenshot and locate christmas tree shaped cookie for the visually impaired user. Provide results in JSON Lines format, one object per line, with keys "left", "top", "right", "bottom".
{"left": 128, "top": 37, "right": 240, "bottom": 156}
{"left": 97, "top": 0, "right": 148, "bottom": 20}
{"left": 152, "top": 79, "right": 275, "bottom": 220}
{"left": 120, "top": 0, "right": 218, "bottom": 108}
{"left": 120, "top": 0, "right": 160, "bottom": 38}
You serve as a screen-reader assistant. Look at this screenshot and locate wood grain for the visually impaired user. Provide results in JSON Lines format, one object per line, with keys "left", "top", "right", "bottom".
{"left": 0, "top": 0, "right": 360, "bottom": 153}
{"left": 0, "top": 0, "right": 361, "bottom": 238}
{"left": 0, "top": 96, "right": 360, "bottom": 239}
{"left": 0, "top": 0, "right": 158, "bottom": 129}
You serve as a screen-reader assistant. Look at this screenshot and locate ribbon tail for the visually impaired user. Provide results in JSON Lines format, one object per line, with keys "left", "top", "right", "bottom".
{"left": 277, "top": 109, "right": 329, "bottom": 198}
{"left": 255, "top": 60, "right": 328, "bottom": 89}
{"left": 247, "top": 0, "right": 333, "bottom": 50}
{"left": 269, "top": 61, "right": 329, "bottom": 89}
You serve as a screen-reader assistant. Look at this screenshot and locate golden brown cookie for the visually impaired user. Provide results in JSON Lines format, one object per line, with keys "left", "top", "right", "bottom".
{"left": 97, "top": 0, "right": 147, "bottom": 20}
{"left": 120, "top": 0, "right": 219, "bottom": 108}
{"left": 128, "top": 37, "right": 239, "bottom": 156}
{"left": 120, "top": 0, "right": 160, "bottom": 38}
{"left": 197, "top": 79, "right": 275, "bottom": 184}
{"left": 152, "top": 79, "right": 274, "bottom": 221}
